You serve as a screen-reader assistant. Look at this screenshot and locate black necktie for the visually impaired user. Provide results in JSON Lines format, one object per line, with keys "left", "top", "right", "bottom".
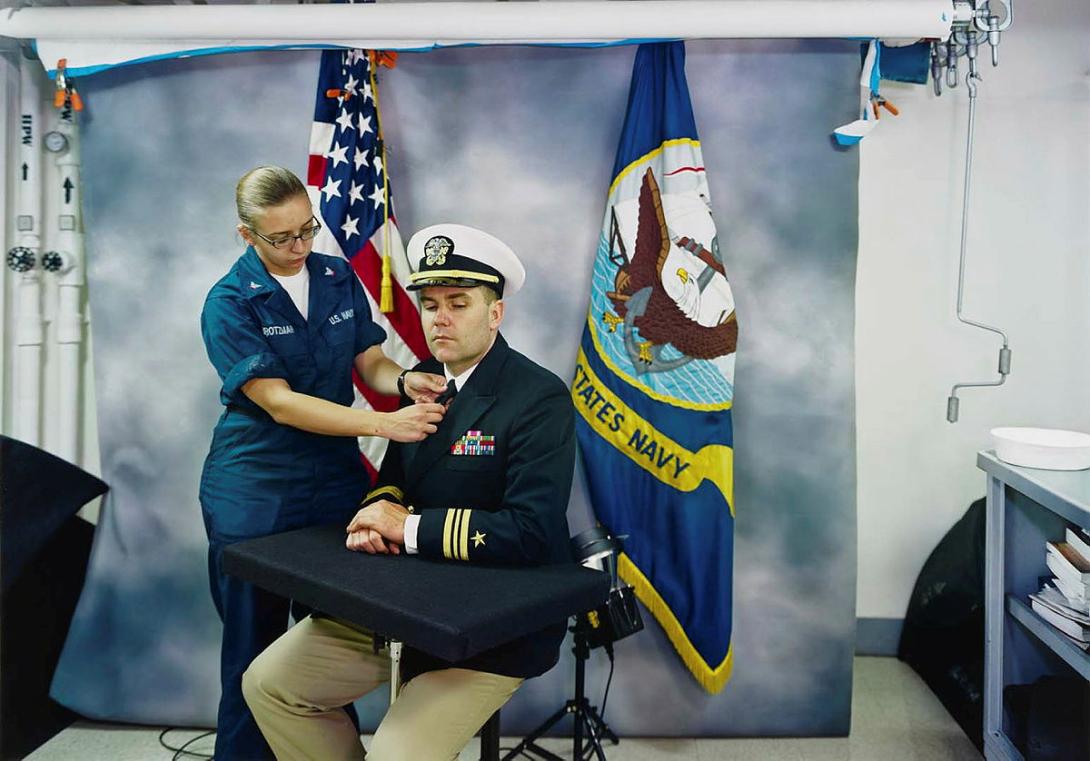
{"left": 439, "top": 378, "right": 458, "bottom": 406}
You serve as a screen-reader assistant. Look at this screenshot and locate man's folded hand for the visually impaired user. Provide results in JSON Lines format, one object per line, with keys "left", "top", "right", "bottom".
{"left": 346, "top": 499, "right": 410, "bottom": 552}
{"left": 346, "top": 527, "right": 400, "bottom": 554}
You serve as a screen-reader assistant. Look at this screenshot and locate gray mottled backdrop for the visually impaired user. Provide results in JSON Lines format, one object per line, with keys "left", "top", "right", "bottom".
{"left": 52, "top": 40, "right": 859, "bottom": 736}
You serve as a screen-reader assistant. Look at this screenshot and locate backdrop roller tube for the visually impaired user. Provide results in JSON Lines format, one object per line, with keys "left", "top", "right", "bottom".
{"left": 2, "top": 1, "right": 955, "bottom": 44}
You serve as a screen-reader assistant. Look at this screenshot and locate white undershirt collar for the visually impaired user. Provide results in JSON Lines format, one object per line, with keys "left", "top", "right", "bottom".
{"left": 444, "top": 363, "right": 477, "bottom": 391}
{"left": 270, "top": 266, "right": 310, "bottom": 321}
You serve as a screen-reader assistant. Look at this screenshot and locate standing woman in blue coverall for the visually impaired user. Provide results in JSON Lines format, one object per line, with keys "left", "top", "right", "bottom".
{"left": 200, "top": 166, "right": 447, "bottom": 760}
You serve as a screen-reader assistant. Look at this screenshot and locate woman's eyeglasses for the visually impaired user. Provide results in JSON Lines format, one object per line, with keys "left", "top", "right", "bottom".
{"left": 251, "top": 218, "right": 323, "bottom": 249}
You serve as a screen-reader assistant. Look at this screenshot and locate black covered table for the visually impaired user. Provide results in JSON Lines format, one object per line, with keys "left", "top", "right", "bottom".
{"left": 223, "top": 523, "right": 609, "bottom": 758}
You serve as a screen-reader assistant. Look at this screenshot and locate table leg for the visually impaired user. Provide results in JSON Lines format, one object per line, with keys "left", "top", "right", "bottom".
{"left": 480, "top": 710, "right": 500, "bottom": 761}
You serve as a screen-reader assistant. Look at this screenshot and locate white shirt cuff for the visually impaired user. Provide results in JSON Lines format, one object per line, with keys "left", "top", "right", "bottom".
{"left": 403, "top": 514, "right": 421, "bottom": 554}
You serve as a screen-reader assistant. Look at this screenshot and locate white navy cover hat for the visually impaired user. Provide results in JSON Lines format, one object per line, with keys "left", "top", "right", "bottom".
{"left": 406, "top": 223, "right": 526, "bottom": 297}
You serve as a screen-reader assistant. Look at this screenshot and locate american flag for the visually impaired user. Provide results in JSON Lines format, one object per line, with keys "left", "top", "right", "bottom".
{"left": 307, "top": 48, "right": 429, "bottom": 478}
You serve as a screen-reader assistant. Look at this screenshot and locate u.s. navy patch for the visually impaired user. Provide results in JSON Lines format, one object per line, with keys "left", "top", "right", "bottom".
{"left": 424, "top": 235, "right": 453, "bottom": 266}
{"left": 451, "top": 430, "right": 495, "bottom": 455}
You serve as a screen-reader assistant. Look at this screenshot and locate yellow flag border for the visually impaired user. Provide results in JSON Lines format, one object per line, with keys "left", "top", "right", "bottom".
{"left": 608, "top": 137, "right": 701, "bottom": 197}
{"left": 619, "top": 552, "right": 734, "bottom": 694}
{"left": 574, "top": 346, "right": 735, "bottom": 514}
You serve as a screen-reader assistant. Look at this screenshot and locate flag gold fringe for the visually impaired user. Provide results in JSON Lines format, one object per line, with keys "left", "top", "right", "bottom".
{"left": 618, "top": 552, "right": 733, "bottom": 694}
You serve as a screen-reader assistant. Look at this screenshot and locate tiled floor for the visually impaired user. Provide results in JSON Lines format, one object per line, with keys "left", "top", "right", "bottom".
{"left": 28, "top": 657, "right": 982, "bottom": 760}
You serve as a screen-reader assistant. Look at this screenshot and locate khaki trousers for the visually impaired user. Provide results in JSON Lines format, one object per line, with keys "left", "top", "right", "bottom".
{"left": 242, "top": 615, "right": 523, "bottom": 761}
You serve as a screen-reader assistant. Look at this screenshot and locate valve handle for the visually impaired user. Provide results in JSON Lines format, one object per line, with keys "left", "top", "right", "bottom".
{"left": 41, "top": 251, "right": 64, "bottom": 273}
{"left": 6, "top": 246, "right": 36, "bottom": 273}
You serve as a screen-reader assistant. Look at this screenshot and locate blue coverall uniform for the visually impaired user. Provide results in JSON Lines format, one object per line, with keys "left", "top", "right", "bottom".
{"left": 199, "top": 246, "right": 385, "bottom": 760}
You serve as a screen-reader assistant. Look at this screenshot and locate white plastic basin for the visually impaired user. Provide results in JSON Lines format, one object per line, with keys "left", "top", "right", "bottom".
{"left": 991, "top": 427, "right": 1090, "bottom": 471}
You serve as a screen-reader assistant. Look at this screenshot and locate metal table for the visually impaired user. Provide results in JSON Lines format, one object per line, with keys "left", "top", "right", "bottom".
{"left": 979, "top": 450, "right": 1090, "bottom": 761}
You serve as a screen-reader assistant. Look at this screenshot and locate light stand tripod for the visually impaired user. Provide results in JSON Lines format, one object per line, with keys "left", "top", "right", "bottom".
{"left": 501, "top": 623, "right": 618, "bottom": 761}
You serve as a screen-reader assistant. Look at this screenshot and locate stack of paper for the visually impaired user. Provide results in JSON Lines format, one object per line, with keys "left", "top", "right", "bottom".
{"left": 1032, "top": 527, "right": 1090, "bottom": 651}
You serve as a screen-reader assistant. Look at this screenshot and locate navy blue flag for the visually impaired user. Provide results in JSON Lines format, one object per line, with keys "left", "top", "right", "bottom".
{"left": 573, "top": 42, "right": 738, "bottom": 693}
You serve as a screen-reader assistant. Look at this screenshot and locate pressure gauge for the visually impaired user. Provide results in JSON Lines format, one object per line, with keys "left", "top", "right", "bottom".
{"left": 44, "top": 130, "right": 68, "bottom": 153}
{"left": 7, "top": 246, "right": 36, "bottom": 273}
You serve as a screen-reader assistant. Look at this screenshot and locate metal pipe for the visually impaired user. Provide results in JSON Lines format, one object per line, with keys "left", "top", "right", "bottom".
{"left": 930, "top": 41, "right": 944, "bottom": 96}
{"left": 946, "top": 42, "right": 959, "bottom": 88}
{"left": 0, "top": 52, "right": 11, "bottom": 431}
{"left": 974, "top": 0, "right": 1012, "bottom": 67}
{"left": 46, "top": 102, "right": 84, "bottom": 465}
{"left": 974, "top": 0, "right": 1012, "bottom": 33}
{"left": 946, "top": 56, "right": 1010, "bottom": 423}
{"left": 0, "top": 1, "right": 955, "bottom": 42}
{"left": 389, "top": 640, "right": 402, "bottom": 705}
{"left": 9, "top": 53, "right": 44, "bottom": 445}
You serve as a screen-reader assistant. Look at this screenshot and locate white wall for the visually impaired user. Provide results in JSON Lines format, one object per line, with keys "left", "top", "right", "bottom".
{"left": 856, "top": 0, "right": 1090, "bottom": 619}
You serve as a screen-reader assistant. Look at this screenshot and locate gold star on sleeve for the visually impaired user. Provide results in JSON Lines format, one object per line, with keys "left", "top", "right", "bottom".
{"left": 471, "top": 531, "right": 486, "bottom": 548}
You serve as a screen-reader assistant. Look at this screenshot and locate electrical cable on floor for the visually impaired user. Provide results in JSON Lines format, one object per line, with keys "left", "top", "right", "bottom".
{"left": 600, "top": 644, "right": 615, "bottom": 722}
{"left": 158, "top": 727, "right": 215, "bottom": 760}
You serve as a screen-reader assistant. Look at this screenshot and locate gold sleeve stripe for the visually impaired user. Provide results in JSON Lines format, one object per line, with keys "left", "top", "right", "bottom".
{"left": 459, "top": 509, "right": 473, "bottom": 561}
{"left": 441, "top": 509, "right": 476, "bottom": 560}
{"left": 447, "top": 510, "right": 458, "bottom": 560}
{"left": 365, "top": 485, "right": 404, "bottom": 504}
{"left": 442, "top": 509, "right": 457, "bottom": 560}
{"left": 453, "top": 509, "right": 466, "bottom": 561}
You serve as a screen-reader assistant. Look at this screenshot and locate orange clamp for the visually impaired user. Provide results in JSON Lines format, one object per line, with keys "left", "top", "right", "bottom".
{"left": 53, "top": 58, "right": 84, "bottom": 111}
{"left": 370, "top": 50, "right": 399, "bottom": 69}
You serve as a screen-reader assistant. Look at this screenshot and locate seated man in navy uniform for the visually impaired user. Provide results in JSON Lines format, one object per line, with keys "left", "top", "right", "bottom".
{"left": 243, "top": 224, "right": 576, "bottom": 761}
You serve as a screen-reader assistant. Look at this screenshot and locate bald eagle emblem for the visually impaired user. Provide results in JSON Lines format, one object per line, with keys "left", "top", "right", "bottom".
{"left": 604, "top": 168, "right": 738, "bottom": 374}
{"left": 424, "top": 236, "right": 453, "bottom": 266}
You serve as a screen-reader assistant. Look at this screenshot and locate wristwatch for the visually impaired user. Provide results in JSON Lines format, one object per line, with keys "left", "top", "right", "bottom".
{"left": 396, "top": 368, "right": 410, "bottom": 397}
